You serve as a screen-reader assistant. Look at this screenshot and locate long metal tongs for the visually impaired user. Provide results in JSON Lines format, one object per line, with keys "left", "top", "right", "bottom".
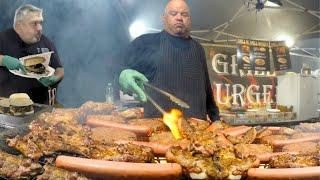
{"left": 142, "top": 82, "right": 190, "bottom": 109}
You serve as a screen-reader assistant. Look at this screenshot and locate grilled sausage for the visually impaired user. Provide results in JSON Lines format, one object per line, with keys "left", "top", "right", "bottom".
{"left": 271, "top": 136, "right": 320, "bottom": 147}
{"left": 222, "top": 126, "right": 252, "bottom": 136}
{"left": 247, "top": 167, "right": 320, "bottom": 180}
{"left": 56, "top": 155, "right": 182, "bottom": 180}
{"left": 85, "top": 116, "right": 153, "bottom": 137}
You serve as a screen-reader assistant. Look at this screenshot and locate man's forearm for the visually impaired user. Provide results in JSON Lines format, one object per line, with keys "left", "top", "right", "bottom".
{"left": 54, "top": 67, "right": 64, "bottom": 81}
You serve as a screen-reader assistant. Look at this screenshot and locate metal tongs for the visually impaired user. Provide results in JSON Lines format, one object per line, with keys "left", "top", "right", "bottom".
{"left": 141, "top": 81, "right": 189, "bottom": 114}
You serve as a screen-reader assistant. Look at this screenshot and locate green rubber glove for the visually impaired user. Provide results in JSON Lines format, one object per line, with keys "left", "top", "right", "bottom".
{"left": 39, "top": 75, "right": 59, "bottom": 87}
{"left": 119, "top": 69, "right": 148, "bottom": 102}
{"left": 2, "top": 55, "right": 27, "bottom": 74}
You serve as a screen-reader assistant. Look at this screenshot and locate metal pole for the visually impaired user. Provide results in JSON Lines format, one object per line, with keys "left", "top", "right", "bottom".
{"left": 214, "top": 5, "right": 245, "bottom": 41}
{"left": 283, "top": 0, "right": 320, "bottom": 19}
{"left": 293, "top": 46, "right": 319, "bottom": 58}
{"left": 290, "top": 52, "right": 320, "bottom": 60}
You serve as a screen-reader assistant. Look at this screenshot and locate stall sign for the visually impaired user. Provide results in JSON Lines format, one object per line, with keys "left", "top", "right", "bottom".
{"left": 271, "top": 41, "right": 291, "bottom": 71}
{"left": 237, "top": 39, "right": 252, "bottom": 70}
{"left": 203, "top": 44, "right": 277, "bottom": 109}
{"left": 249, "top": 40, "right": 270, "bottom": 72}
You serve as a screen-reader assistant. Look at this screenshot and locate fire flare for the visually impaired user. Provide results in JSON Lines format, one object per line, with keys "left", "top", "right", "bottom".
{"left": 162, "top": 109, "right": 183, "bottom": 139}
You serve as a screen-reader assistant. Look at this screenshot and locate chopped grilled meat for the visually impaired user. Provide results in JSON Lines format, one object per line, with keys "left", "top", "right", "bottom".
{"left": 189, "top": 131, "right": 233, "bottom": 156}
{"left": 282, "top": 142, "right": 319, "bottom": 155}
{"left": 270, "top": 154, "right": 319, "bottom": 168}
{"left": 112, "top": 108, "right": 144, "bottom": 119}
{"left": 36, "top": 165, "right": 88, "bottom": 180}
{"left": 260, "top": 135, "right": 288, "bottom": 145}
{"left": 166, "top": 146, "right": 259, "bottom": 178}
{"left": 186, "top": 118, "right": 210, "bottom": 131}
{"left": 226, "top": 128, "right": 257, "bottom": 144}
{"left": 215, "top": 149, "right": 258, "bottom": 176}
{"left": 6, "top": 134, "right": 43, "bottom": 160}
{"left": 234, "top": 144, "right": 273, "bottom": 158}
{"left": 8, "top": 112, "right": 92, "bottom": 160}
{"left": 128, "top": 118, "right": 169, "bottom": 133}
{"left": 166, "top": 146, "right": 228, "bottom": 178}
{"left": 278, "top": 127, "right": 297, "bottom": 136}
{"left": 149, "top": 131, "right": 178, "bottom": 145}
{"left": 256, "top": 128, "right": 273, "bottom": 140}
{"left": 0, "top": 150, "right": 43, "bottom": 179}
{"left": 25, "top": 63, "right": 46, "bottom": 74}
{"left": 91, "top": 127, "right": 137, "bottom": 143}
{"left": 79, "top": 101, "right": 116, "bottom": 116}
{"left": 7, "top": 110, "right": 155, "bottom": 164}
{"left": 90, "top": 142, "right": 154, "bottom": 163}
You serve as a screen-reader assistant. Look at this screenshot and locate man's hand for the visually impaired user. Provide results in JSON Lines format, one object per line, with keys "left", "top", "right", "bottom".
{"left": 39, "top": 75, "right": 59, "bottom": 87}
{"left": 119, "top": 69, "right": 148, "bottom": 102}
{"left": 2, "top": 56, "right": 27, "bottom": 74}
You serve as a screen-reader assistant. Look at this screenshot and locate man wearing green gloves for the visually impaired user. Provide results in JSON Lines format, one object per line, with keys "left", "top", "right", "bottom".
{"left": 119, "top": 0, "right": 220, "bottom": 121}
{"left": 0, "top": 4, "right": 64, "bottom": 104}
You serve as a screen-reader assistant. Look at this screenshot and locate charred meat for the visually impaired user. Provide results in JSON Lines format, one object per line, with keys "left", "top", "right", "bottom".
{"left": 270, "top": 153, "right": 319, "bottom": 168}
{"left": 282, "top": 142, "right": 319, "bottom": 155}
{"left": 226, "top": 128, "right": 257, "bottom": 144}
{"left": 36, "top": 165, "right": 88, "bottom": 180}
{"left": 234, "top": 144, "right": 273, "bottom": 158}
{"left": 90, "top": 142, "right": 154, "bottom": 163}
{"left": 0, "top": 150, "right": 43, "bottom": 179}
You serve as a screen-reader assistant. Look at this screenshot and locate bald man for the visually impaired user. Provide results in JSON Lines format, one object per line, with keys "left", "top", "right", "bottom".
{"left": 119, "top": 0, "right": 219, "bottom": 121}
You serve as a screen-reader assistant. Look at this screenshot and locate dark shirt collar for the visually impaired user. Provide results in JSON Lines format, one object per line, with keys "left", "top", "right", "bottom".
{"left": 162, "top": 30, "right": 191, "bottom": 49}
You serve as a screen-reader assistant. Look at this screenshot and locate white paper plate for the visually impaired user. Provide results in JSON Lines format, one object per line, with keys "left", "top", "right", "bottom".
{"left": 9, "top": 66, "right": 55, "bottom": 80}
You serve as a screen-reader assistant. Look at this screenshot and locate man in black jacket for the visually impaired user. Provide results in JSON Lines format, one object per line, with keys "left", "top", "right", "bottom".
{"left": 119, "top": 0, "right": 219, "bottom": 121}
{"left": 0, "top": 4, "right": 64, "bottom": 104}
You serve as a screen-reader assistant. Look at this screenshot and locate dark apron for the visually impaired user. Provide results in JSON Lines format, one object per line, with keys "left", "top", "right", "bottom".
{"left": 144, "top": 32, "right": 207, "bottom": 119}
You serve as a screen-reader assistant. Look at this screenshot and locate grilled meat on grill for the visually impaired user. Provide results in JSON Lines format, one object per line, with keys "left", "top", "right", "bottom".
{"left": 0, "top": 150, "right": 43, "bottom": 179}
{"left": 79, "top": 101, "right": 116, "bottom": 116}
{"left": 36, "top": 165, "right": 88, "bottom": 180}
{"left": 282, "top": 142, "right": 319, "bottom": 155}
{"left": 91, "top": 127, "right": 137, "bottom": 143}
{"left": 7, "top": 110, "right": 156, "bottom": 164}
{"left": 189, "top": 131, "right": 233, "bottom": 156}
{"left": 226, "top": 128, "right": 257, "bottom": 144}
{"left": 149, "top": 131, "right": 180, "bottom": 145}
{"left": 186, "top": 118, "right": 210, "bottom": 131}
{"left": 166, "top": 146, "right": 259, "bottom": 179}
{"left": 260, "top": 135, "right": 288, "bottom": 145}
{"left": 7, "top": 112, "right": 93, "bottom": 159}
{"left": 112, "top": 107, "right": 144, "bottom": 119}
{"left": 128, "top": 118, "right": 169, "bottom": 133}
{"left": 270, "top": 153, "right": 319, "bottom": 168}
{"left": 90, "top": 142, "right": 154, "bottom": 163}
{"left": 256, "top": 128, "right": 273, "bottom": 140}
{"left": 234, "top": 144, "right": 273, "bottom": 158}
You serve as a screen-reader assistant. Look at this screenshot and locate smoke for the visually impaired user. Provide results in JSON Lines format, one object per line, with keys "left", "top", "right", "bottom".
{"left": 0, "top": 0, "right": 130, "bottom": 107}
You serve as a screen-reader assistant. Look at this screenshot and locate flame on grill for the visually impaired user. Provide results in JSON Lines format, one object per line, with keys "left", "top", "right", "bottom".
{"left": 162, "top": 109, "right": 183, "bottom": 139}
